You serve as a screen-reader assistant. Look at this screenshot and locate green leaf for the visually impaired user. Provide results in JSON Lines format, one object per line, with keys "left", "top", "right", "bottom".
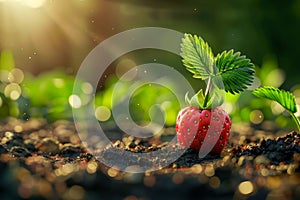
{"left": 206, "top": 87, "right": 225, "bottom": 108}
{"left": 215, "top": 50, "right": 255, "bottom": 94}
{"left": 185, "top": 89, "right": 223, "bottom": 109}
{"left": 252, "top": 86, "right": 297, "bottom": 113}
{"left": 185, "top": 91, "right": 200, "bottom": 108}
{"left": 185, "top": 90, "right": 205, "bottom": 108}
{"left": 180, "top": 34, "right": 214, "bottom": 80}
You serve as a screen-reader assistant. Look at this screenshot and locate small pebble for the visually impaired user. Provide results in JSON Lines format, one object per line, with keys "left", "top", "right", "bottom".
{"left": 35, "top": 138, "right": 60, "bottom": 154}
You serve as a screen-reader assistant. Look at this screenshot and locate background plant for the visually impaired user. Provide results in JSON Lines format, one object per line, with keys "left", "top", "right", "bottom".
{"left": 0, "top": 49, "right": 299, "bottom": 130}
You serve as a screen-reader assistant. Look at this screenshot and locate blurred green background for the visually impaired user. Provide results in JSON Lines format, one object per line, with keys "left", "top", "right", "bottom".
{"left": 0, "top": 0, "right": 300, "bottom": 130}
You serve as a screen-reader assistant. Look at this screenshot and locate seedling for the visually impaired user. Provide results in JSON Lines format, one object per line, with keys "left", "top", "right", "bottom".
{"left": 176, "top": 34, "right": 255, "bottom": 154}
{"left": 253, "top": 86, "right": 300, "bottom": 132}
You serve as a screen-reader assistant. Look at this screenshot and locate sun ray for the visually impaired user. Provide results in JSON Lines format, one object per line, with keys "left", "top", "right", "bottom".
{"left": 0, "top": 1, "right": 118, "bottom": 73}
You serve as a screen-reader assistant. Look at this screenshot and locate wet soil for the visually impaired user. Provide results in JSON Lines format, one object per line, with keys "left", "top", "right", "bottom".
{"left": 0, "top": 118, "right": 300, "bottom": 200}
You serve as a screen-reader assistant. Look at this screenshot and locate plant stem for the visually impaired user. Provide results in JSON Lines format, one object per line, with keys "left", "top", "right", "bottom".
{"left": 290, "top": 112, "right": 300, "bottom": 132}
{"left": 203, "top": 77, "right": 212, "bottom": 108}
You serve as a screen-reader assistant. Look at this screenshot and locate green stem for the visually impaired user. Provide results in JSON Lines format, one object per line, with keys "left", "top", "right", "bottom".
{"left": 290, "top": 112, "right": 300, "bottom": 132}
{"left": 203, "top": 77, "right": 212, "bottom": 108}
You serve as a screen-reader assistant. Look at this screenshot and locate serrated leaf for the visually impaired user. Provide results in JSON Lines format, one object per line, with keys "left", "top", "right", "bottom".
{"left": 252, "top": 86, "right": 297, "bottom": 113}
{"left": 180, "top": 34, "right": 214, "bottom": 80}
{"left": 215, "top": 50, "right": 255, "bottom": 94}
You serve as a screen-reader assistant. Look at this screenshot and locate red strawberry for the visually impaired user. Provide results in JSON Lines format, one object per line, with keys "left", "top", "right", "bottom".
{"left": 176, "top": 106, "right": 231, "bottom": 154}
{"left": 175, "top": 33, "right": 254, "bottom": 155}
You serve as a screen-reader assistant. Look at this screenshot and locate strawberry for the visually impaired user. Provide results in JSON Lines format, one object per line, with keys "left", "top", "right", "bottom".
{"left": 176, "top": 106, "right": 231, "bottom": 154}
{"left": 176, "top": 33, "right": 255, "bottom": 154}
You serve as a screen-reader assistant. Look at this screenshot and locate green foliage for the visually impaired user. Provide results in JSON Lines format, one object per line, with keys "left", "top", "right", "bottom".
{"left": 215, "top": 50, "right": 255, "bottom": 94}
{"left": 0, "top": 50, "right": 17, "bottom": 118}
{"left": 257, "top": 55, "right": 285, "bottom": 88}
{"left": 129, "top": 84, "right": 180, "bottom": 126}
{"left": 94, "top": 79, "right": 181, "bottom": 127}
{"left": 22, "top": 71, "right": 77, "bottom": 121}
{"left": 253, "top": 86, "right": 300, "bottom": 131}
{"left": 180, "top": 34, "right": 255, "bottom": 95}
{"left": 252, "top": 86, "right": 297, "bottom": 114}
{"left": 181, "top": 34, "right": 214, "bottom": 80}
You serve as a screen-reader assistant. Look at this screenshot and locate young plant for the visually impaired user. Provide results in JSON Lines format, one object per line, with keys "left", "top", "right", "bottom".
{"left": 176, "top": 34, "right": 255, "bottom": 154}
{"left": 252, "top": 86, "right": 300, "bottom": 132}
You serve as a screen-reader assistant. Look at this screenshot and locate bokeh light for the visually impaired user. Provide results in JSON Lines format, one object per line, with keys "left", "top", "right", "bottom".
{"left": 68, "top": 94, "right": 82, "bottom": 109}
{"left": 222, "top": 102, "right": 234, "bottom": 114}
{"left": 86, "top": 161, "right": 98, "bottom": 174}
{"left": 4, "top": 83, "right": 22, "bottom": 100}
{"left": 8, "top": 68, "right": 24, "bottom": 84}
{"left": 238, "top": 181, "right": 254, "bottom": 195}
{"left": 264, "top": 69, "right": 285, "bottom": 88}
{"left": 209, "top": 176, "right": 221, "bottom": 189}
{"left": 204, "top": 164, "right": 215, "bottom": 177}
{"left": 115, "top": 58, "right": 137, "bottom": 80}
{"left": 52, "top": 79, "right": 65, "bottom": 88}
{"left": 107, "top": 167, "right": 119, "bottom": 178}
{"left": 250, "top": 110, "right": 264, "bottom": 124}
{"left": 81, "top": 82, "right": 93, "bottom": 95}
{"left": 270, "top": 102, "right": 285, "bottom": 115}
{"left": 66, "top": 185, "right": 85, "bottom": 200}
{"left": 95, "top": 106, "right": 111, "bottom": 121}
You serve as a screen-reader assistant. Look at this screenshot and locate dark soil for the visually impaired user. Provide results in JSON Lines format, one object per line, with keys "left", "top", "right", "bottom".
{"left": 0, "top": 118, "right": 300, "bottom": 200}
